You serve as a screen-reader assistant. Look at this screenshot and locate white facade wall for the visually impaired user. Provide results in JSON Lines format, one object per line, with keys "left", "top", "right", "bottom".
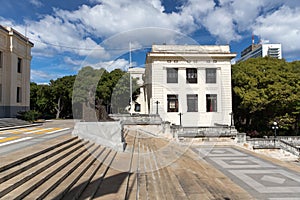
{"left": 0, "top": 25, "right": 33, "bottom": 117}
{"left": 146, "top": 45, "right": 236, "bottom": 127}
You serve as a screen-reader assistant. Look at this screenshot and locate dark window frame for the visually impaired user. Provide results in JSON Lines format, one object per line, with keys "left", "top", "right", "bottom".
{"left": 206, "top": 68, "right": 216, "bottom": 83}
{"left": 0, "top": 51, "right": 3, "bottom": 68}
{"left": 134, "top": 103, "right": 141, "bottom": 112}
{"left": 0, "top": 84, "right": 2, "bottom": 102}
{"left": 186, "top": 68, "right": 197, "bottom": 84}
{"left": 17, "top": 57, "right": 22, "bottom": 73}
{"left": 167, "top": 94, "right": 179, "bottom": 112}
{"left": 206, "top": 94, "right": 217, "bottom": 112}
{"left": 17, "top": 87, "right": 22, "bottom": 103}
{"left": 187, "top": 94, "right": 198, "bottom": 112}
{"left": 167, "top": 68, "right": 178, "bottom": 83}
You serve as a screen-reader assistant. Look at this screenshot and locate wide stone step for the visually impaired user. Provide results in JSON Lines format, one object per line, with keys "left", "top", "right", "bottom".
{"left": 0, "top": 136, "right": 78, "bottom": 172}
{"left": 0, "top": 140, "right": 91, "bottom": 199}
{"left": 32, "top": 144, "right": 102, "bottom": 200}
{"left": 0, "top": 138, "right": 81, "bottom": 184}
{"left": 62, "top": 147, "right": 109, "bottom": 200}
{"left": 78, "top": 150, "right": 117, "bottom": 200}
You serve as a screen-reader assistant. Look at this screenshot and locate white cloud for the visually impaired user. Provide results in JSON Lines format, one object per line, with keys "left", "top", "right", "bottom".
{"left": 54, "top": 1, "right": 191, "bottom": 38}
{"left": 1, "top": 0, "right": 300, "bottom": 63}
{"left": 29, "top": 0, "right": 43, "bottom": 7}
{"left": 94, "top": 58, "right": 132, "bottom": 71}
{"left": 31, "top": 69, "right": 62, "bottom": 83}
{"left": 64, "top": 57, "right": 83, "bottom": 66}
{"left": 78, "top": 58, "right": 136, "bottom": 72}
{"left": 253, "top": 5, "right": 300, "bottom": 58}
{"left": 202, "top": 7, "right": 241, "bottom": 42}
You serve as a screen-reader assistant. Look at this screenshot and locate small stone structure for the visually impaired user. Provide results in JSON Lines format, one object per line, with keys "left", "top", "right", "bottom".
{"left": 72, "top": 121, "right": 125, "bottom": 151}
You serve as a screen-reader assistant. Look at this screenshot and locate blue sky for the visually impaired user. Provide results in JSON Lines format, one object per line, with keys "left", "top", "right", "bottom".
{"left": 1, "top": 0, "right": 299, "bottom": 84}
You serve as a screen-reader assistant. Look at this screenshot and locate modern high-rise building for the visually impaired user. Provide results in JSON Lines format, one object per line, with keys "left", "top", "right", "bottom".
{"left": 238, "top": 43, "right": 282, "bottom": 62}
{"left": 0, "top": 25, "right": 34, "bottom": 117}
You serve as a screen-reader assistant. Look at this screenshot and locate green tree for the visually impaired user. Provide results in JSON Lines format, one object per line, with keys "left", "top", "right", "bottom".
{"left": 232, "top": 57, "right": 300, "bottom": 135}
{"left": 50, "top": 75, "right": 76, "bottom": 119}
{"left": 30, "top": 83, "right": 54, "bottom": 118}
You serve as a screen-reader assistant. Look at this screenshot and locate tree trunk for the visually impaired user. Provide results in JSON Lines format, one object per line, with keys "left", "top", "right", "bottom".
{"left": 55, "top": 97, "right": 63, "bottom": 119}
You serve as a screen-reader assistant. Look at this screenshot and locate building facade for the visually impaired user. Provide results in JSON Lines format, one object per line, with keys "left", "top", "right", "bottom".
{"left": 128, "top": 67, "right": 148, "bottom": 114}
{"left": 0, "top": 25, "right": 34, "bottom": 117}
{"left": 239, "top": 43, "right": 282, "bottom": 62}
{"left": 145, "top": 45, "right": 236, "bottom": 127}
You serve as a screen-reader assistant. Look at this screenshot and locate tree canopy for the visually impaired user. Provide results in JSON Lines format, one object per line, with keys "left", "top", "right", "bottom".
{"left": 31, "top": 66, "right": 140, "bottom": 120}
{"left": 232, "top": 57, "right": 300, "bottom": 136}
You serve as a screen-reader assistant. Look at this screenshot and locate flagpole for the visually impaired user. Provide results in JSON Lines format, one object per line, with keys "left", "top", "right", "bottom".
{"left": 129, "top": 42, "right": 133, "bottom": 115}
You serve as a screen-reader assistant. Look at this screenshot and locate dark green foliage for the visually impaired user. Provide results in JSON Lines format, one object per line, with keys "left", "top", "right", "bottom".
{"left": 232, "top": 57, "right": 300, "bottom": 136}
{"left": 17, "top": 110, "right": 41, "bottom": 122}
{"left": 31, "top": 66, "right": 141, "bottom": 120}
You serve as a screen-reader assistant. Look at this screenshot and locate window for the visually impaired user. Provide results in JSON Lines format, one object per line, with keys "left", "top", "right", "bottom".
{"left": 206, "top": 94, "right": 217, "bottom": 112}
{"left": 186, "top": 68, "right": 197, "bottom": 83}
{"left": 0, "top": 51, "right": 2, "bottom": 68}
{"left": 0, "top": 84, "right": 2, "bottom": 102}
{"left": 206, "top": 68, "right": 216, "bottom": 83}
{"left": 17, "top": 87, "right": 22, "bottom": 103}
{"left": 17, "top": 58, "right": 22, "bottom": 73}
{"left": 134, "top": 103, "right": 141, "bottom": 112}
{"left": 167, "top": 68, "right": 178, "bottom": 83}
{"left": 167, "top": 95, "right": 178, "bottom": 112}
{"left": 187, "top": 94, "right": 198, "bottom": 112}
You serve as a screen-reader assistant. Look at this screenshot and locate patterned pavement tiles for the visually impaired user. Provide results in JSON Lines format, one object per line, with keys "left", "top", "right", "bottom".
{"left": 194, "top": 147, "right": 300, "bottom": 199}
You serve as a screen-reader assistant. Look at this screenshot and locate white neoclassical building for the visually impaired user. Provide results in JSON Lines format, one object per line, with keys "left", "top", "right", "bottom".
{"left": 145, "top": 44, "right": 236, "bottom": 128}
{"left": 0, "top": 25, "right": 34, "bottom": 117}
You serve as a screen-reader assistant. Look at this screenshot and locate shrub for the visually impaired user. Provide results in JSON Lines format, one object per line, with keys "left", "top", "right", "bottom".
{"left": 17, "top": 110, "right": 41, "bottom": 122}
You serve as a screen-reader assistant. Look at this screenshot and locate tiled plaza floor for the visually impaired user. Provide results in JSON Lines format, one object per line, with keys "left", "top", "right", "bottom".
{"left": 195, "top": 147, "right": 300, "bottom": 200}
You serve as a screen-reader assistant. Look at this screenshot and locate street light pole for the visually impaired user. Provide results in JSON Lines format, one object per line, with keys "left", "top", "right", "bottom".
{"left": 229, "top": 112, "right": 233, "bottom": 135}
{"left": 179, "top": 112, "right": 183, "bottom": 127}
{"left": 272, "top": 122, "right": 278, "bottom": 148}
{"left": 155, "top": 100, "right": 160, "bottom": 115}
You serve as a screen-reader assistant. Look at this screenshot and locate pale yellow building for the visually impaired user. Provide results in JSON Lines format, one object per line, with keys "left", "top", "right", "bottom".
{"left": 0, "top": 25, "right": 34, "bottom": 117}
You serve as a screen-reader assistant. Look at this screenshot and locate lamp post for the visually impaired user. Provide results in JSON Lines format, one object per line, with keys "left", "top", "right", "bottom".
{"left": 179, "top": 112, "right": 183, "bottom": 127}
{"left": 229, "top": 112, "right": 233, "bottom": 127}
{"left": 229, "top": 112, "right": 233, "bottom": 135}
{"left": 272, "top": 122, "right": 278, "bottom": 148}
{"left": 155, "top": 100, "right": 160, "bottom": 115}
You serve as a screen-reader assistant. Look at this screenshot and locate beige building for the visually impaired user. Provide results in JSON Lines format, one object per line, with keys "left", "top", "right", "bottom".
{"left": 0, "top": 25, "right": 34, "bottom": 117}
{"left": 145, "top": 44, "right": 236, "bottom": 128}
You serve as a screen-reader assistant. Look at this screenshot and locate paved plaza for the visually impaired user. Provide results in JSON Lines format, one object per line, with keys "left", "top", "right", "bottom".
{"left": 195, "top": 147, "right": 300, "bottom": 200}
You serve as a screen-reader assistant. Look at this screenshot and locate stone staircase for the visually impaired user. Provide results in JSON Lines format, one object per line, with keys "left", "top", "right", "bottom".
{"left": 0, "top": 135, "right": 131, "bottom": 199}
{"left": 0, "top": 118, "right": 37, "bottom": 130}
{"left": 0, "top": 130, "right": 253, "bottom": 199}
